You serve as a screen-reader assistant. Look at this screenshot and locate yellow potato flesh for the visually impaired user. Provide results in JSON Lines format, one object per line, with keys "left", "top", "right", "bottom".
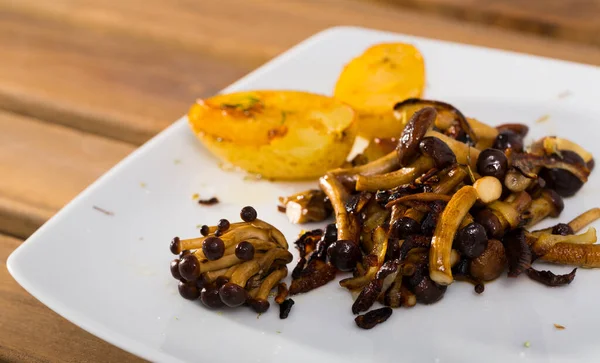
{"left": 334, "top": 43, "right": 425, "bottom": 139}
{"left": 188, "top": 90, "right": 357, "bottom": 180}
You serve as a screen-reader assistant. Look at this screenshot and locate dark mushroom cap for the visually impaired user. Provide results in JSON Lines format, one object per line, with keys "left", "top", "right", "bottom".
{"left": 178, "top": 280, "right": 200, "bottom": 300}
{"left": 235, "top": 241, "right": 255, "bottom": 261}
{"left": 391, "top": 217, "right": 421, "bottom": 239}
{"left": 492, "top": 129, "right": 524, "bottom": 152}
{"left": 170, "top": 237, "right": 181, "bottom": 255}
{"left": 455, "top": 223, "right": 488, "bottom": 259}
{"left": 475, "top": 209, "right": 504, "bottom": 239}
{"left": 541, "top": 188, "right": 564, "bottom": 217}
{"left": 200, "top": 225, "right": 210, "bottom": 236}
{"left": 170, "top": 259, "right": 182, "bottom": 280}
{"left": 248, "top": 298, "right": 270, "bottom": 313}
{"left": 240, "top": 206, "right": 258, "bottom": 222}
{"left": 200, "top": 287, "right": 225, "bottom": 309}
{"left": 419, "top": 136, "right": 457, "bottom": 168}
{"left": 396, "top": 106, "right": 437, "bottom": 166}
{"left": 327, "top": 240, "right": 361, "bottom": 272}
{"left": 178, "top": 254, "right": 200, "bottom": 282}
{"left": 477, "top": 148, "right": 508, "bottom": 180}
{"left": 217, "top": 219, "right": 230, "bottom": 232}
{"left": 219, "top": 283, "right": 247, "bottom": 307}
{"left": 202, "top": 236, "right": 225, "bottom": 261}
{"left": 552, "top": 223, "right": 574, "bottom": 236}
{"left": 541, "top": 150, "right": 586, "bottom": 197}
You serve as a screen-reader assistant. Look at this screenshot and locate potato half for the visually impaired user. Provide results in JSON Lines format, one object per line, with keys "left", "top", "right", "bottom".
{"left": 334, "top": 43, "right": 425, "bottom": 139}
{"left": 188, "top": 90, "right": 357, "bottom": 180}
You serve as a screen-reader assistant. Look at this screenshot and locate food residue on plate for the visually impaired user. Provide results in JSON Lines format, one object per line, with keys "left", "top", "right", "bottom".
{"left": 92, "top": 205, "right": 114, "bottom": 216}
{"left": 557, "top": 91, "right": 572, "bottom": 99}
{"left": 197, "top": 197, "right": 219, "bottom": 205}
{"left": 524, "top": 341, "right": 531, "bottom": 348}
{"left": 535, "top": 114, "right": 550, "bottom": 123}
{"left": 554, "top": 323, "right": 566, "bottom": 330}
{"left": 192, "top": 193, "right": 200, "bottom": 200}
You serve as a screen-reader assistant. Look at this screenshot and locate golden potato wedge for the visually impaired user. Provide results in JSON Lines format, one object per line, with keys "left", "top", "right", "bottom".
{"left": 188, "top": 90, "right": 357, "bottom": 180}
{"left": 334, "top": 43, "right": 425, "bottom": 139}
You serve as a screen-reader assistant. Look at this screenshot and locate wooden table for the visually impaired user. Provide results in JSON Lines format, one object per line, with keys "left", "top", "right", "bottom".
{"left": 1, "top": 0, "right": 599, "bottom": 361}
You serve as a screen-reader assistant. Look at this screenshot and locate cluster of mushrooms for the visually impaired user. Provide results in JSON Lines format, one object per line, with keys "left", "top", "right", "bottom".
{"left": 280, "top": 98, "right": 599, "bottom": 329}
{"left": 169, "top": 206, "right": 295, "bottom": 316}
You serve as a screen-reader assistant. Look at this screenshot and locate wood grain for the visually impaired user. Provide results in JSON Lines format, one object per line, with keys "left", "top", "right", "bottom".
{"left": 0, "top": 110, "right": 134, "bottom": 238}
{"left": 1, "top": 0, "right": 599, "bottom": 146}
{"left": 0, "top": 234, "right": 144, "bottom": 362}
{"left": 0, "top": 7, "right": 251, "bottom": 144}
{"left": 377, "top": 0, "right": 600, "bottom": 46}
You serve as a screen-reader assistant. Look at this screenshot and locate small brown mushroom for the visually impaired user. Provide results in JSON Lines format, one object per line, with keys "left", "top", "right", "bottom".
{"left": 247, "top": 267, "right": 288, "bottom": 313}
{"left": 476, "top": 191, "right": 532, "bottom": 238}
{"left": 469, "top": 239, "right": 507, "bottom": 281}
{"left": 496, "top": 123, "right": 529, "bottom": 138}
{"left": 425, "top": 130, "right": 480, "bottom": 169}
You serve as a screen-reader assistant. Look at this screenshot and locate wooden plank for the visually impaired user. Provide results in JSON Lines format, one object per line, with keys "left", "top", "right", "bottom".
{"left": 0, "top": 7, "right": 252, "bottom": 144}
{"left": 375, "top": 0, "right": 600, "bottom": 47}
{"left": 0, "top": 234, "right": 144, "bottom": 362}
{"left": 0, "top": 110, "right": 134, "bottom": 238}
{"left": 1, "top": 0, "right": 600, "bottom": 146}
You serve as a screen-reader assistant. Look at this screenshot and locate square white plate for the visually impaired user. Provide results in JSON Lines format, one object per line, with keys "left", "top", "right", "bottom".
{"left": 8, "top": 26, "right": 600, "bottom": 363}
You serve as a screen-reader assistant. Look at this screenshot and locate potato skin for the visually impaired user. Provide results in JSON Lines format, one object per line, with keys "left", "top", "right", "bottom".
{"left": 188, "top": 90, "right": 357, "bottom": 180}
{"left": 334, "top": 43, "right": 425, "bottom": 139}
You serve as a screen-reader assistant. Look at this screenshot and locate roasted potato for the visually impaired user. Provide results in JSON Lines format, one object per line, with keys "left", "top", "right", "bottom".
{"left": 188, "top": 90, "right": 357, "bottom": 180}
{"left": 334, "top": 43, "right": 425, "bottom": 139}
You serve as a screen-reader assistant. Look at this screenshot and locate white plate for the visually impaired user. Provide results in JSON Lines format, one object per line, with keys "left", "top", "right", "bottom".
{"left": 8, "top": 26, "right": 600, "bottom": 363}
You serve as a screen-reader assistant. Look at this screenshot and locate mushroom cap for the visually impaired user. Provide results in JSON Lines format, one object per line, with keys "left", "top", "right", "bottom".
{"left": 178, "top": 253, "right": 201, "bottom": 282}
{"left": 248, "top": 298, "right": 270, "bottom": 313}
{"left": 219, "top": 283, "right": 247, "bottom": 307}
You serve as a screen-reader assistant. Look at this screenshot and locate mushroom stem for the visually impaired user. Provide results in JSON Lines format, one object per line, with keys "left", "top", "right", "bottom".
{"left": 275, "top": 282, "right": 289, "bottom": 304}
{"left": 425, "top": 130, "right": 480, "bottom": 168}
{"left": 249, "top": 219, "right": 289, "bottom": 249}
{"left": 504, "top": 169, "right": 536, "bottom": 192}
{"left": 320, "top": 173, "right": 359, "bottom": 242}
{"left": 356, "top": 155, "right": 435, "bottom": 191}
{"left": 531, "top": 227, "right": 597, "bottom": 256}
{"left": 541, "top": 242, "right": 600, "bottom": 268}
{"left": 230, "top": 248, "right": 292, "bottom": 287}
{"left": 256, "top": 267, "right": 288, "bottom": 300}
{"left": 203, "top": 268, "right": 230, "bottom": 282}
{"left": 330, "top": 151, "right": 400, "bottom": 184}
{"left": 222, "top": 239, "right": 277, "bottom": 256}
{"left": 524, "top": 189, "right": 564, "bottom": 228}
{"left": 198, "top": 254, "right": 246, "bottom": 273}
{"left": 430, "top": 185, "right": 479, "bottom": 285}
{"left": 434, "top": 116, "right": 497, "bottom": 149}
{"left": 476, "top": 191, "right": 532, "bottom": 238}
{"left": 385, "top": 193, "right": 452, "bottom": 209}
{"left": 432, "top": 166, "right": 468, "bottom": 195}
{"left": 569, "top": 208, "right": 600, "bottom": 233}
